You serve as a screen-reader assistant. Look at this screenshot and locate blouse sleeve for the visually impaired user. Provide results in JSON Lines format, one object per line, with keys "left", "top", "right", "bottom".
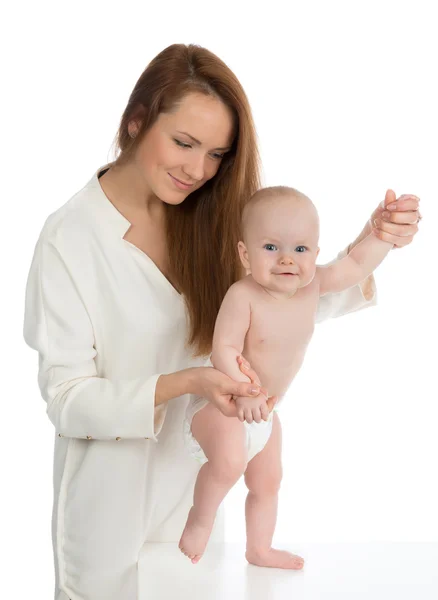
{"left": 315, "top": 245, "right": 377, "bottom": 324}
{"left": 23, "top": 235, "right": 167, "bottom": 442}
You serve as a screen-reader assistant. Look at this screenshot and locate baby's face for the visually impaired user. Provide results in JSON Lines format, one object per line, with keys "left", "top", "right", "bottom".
{"left": 238, "top": 196, "right": 320, "bottom": 296}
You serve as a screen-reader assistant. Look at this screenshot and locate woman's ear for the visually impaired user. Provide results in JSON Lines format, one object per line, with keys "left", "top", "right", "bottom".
{"left": 128, "top": 104, "right": 146, "bottom": 138}
{"left": 128, "top": 121, "right": 140, "bottom": 138}
{"left": 237, "top": 241, "right": 250, "bottom": 270}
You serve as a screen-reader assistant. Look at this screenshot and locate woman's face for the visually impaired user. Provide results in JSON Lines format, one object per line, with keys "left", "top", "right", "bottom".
{"left": 130, "top": 92, "right": 235, "bottom": 205}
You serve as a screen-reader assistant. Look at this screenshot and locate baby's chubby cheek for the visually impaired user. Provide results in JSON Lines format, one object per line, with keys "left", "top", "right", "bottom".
{"left": 300, "top": 266, "right": 317, "bottom": 287}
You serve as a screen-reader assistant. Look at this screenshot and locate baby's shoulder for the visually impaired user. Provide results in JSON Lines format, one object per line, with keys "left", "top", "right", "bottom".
{"left": 227, "top": 275, "right": 257, "bottom": 299}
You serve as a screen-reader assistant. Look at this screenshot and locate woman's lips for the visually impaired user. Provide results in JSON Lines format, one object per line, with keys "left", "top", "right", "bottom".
{"left": 168, "top": 173, "right": 194, "bottom": 190}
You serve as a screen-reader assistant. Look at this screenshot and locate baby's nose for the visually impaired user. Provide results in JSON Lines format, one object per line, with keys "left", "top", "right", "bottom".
{"left": 280, "top": 255, "right": 294, "bottom": 264}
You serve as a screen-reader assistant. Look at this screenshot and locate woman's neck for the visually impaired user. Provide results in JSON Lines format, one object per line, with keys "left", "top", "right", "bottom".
{"left": 99, "top": 162, "right": 164, "bottom": 224}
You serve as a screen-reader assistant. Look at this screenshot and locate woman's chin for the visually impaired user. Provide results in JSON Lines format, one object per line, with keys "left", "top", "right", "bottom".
{"left": 154, "top": 188, "right": 189, "bottom": 206}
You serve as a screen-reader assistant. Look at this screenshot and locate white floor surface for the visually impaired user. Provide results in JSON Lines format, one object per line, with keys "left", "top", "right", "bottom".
{"left": 139, "top": 542, "right": 438, "bottom": 600}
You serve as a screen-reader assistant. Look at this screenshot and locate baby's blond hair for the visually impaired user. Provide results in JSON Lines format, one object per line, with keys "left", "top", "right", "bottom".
{"left": 241, "top": 186, "right": 316, "bottom": 240}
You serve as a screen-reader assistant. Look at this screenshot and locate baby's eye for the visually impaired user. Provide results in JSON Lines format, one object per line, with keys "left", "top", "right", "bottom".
{"left": 295, "top": 246, "right": 307, "bottom": 253}
{"left": 264, "top": 244, "right": 278, "bottom": 251}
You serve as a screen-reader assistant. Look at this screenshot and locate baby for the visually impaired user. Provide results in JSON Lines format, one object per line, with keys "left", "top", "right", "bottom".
{"left": 179, "top": 185, "right": 395, "bottom": 569}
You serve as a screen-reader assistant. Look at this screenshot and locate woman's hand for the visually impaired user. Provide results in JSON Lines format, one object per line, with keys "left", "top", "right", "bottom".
{"left": 236, "top": 354, "right": 261, "bottom": 386}
{"left": 370, "top": 190, "right": 421, "bottom": 248}
{"left": 236, "top": 354, "right": 278, "bottom": 420}
{"left": 187, "top": 366, "right": 264, "bottom": 418}
{"left": 187, "top": 355, "right": 277, "bottom": 419}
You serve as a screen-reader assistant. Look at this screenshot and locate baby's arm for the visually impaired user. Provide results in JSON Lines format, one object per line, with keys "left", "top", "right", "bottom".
{"left": 318, "top": 233, "right": 393, "bottom": 297}
{"left": 211, "top": 283, "right": 269, "bottom": 423}
{"left": 211, "top": 282, "right": 252, "bottom": 386}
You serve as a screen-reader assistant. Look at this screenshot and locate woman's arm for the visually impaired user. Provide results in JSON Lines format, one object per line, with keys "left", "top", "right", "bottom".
{"left": 23, "top": 234, "right": 171, "bottom": 442}
{"left": 154, "top": 370, "right": 193, "bottom": 406}
{"left": 24, "top": 234, "right": 264, "bottom": 436}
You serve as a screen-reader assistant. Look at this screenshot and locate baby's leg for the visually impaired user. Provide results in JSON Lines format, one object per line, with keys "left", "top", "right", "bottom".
{"left": 244, "top": 412, "right": 304, "bottom": 570}
{"left": 179, "top": 402, "right": 248, "bottom": 564}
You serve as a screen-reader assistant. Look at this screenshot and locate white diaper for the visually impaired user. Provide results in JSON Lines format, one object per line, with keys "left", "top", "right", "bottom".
{"left": 183, "top": 395, "right": 274, "bottom": 465}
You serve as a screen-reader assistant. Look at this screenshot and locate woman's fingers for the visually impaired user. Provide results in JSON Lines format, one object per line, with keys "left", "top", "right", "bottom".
{"left": 237, "top": 355, "right": 261, "bottom": 386}
{"left": 372, "top": 192, "right": 421, "bottom": 248}
{"left": 383, "top": 189, "right": 397, "bottom": 206}
{"left": 386, "top": 198, "right": 420, "bottom": 213}
{"left": 237, "top": 354, "right": 250, "bottom": 368}
{"left": 233, "top": 382, "right": 261, "bottom": 399}
{"left": 373, "top": 227, "right": 417, "bottom": 247}
{"left": 395, "top": 193, "right": 420, "bottom": 203}
{"left": 220, "top": 398, "right": 238, "bottom": 418}
{"left": 381, "top": 210, "right": 420, "bottom": 225}
{"left": 373, "top": 219, "right": 419, "bottom": 238}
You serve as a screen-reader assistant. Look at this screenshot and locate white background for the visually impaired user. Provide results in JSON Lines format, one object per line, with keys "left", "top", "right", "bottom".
{"left": 2, "top": 0, "right": 436, "bottom": 596}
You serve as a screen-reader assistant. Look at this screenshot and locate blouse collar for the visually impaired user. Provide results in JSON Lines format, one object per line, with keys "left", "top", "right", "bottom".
{"left": 87, "top": 163, "right": 132, "bottom": 238}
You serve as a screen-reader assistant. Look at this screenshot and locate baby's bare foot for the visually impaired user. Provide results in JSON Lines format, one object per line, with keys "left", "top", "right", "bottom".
{"left": 178, "top": 507, "right": 214, "bottom": 564}
{"left": 246, "top": 547, "right": 305, "bottom": 570}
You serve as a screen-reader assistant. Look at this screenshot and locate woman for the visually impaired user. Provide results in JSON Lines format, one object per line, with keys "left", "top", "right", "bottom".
{"left": 23, "top": 44, "right": 420, "bottom": 600}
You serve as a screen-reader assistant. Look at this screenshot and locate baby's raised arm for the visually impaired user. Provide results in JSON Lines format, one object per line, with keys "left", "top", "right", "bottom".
{"left": 211, "top": 282, "right": 252, "bottom": 385}
{"left": 318, "top": 233, "right": 393, "bottom": 297}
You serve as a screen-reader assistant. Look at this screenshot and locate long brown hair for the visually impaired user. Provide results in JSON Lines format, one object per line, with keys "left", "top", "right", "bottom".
{"left": 112, "top": 44, "right": 260, "bottom": 357}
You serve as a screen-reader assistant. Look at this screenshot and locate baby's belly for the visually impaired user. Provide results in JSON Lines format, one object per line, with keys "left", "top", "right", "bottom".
{"left": 243, "top": 346, "right": 306, "bottom": 400}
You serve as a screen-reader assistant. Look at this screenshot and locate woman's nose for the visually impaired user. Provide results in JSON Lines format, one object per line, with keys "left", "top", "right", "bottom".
{"left": 183, "top": 154, "right": 205, "bottom": 182}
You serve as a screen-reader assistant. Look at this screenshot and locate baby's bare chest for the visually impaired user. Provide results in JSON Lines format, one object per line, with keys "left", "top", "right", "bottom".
{"left": 246, "top": 286, "right": 320, "bottom": 357}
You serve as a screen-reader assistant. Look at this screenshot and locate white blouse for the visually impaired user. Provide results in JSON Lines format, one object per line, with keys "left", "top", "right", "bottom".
{"left": 23, "top": 164, "right": 376, "bottom": 591}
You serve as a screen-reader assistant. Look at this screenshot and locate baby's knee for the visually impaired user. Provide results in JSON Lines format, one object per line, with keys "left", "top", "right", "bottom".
{"left": 209, "top": 453, "right": 248, "bottom": 485}
{"left": 245, "top": 465, "right": 283, "bottom": 496}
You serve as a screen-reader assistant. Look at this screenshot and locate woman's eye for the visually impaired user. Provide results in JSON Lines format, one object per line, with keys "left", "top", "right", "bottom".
{"left": 264, "top": 244, "right": 277, "bottom": 251}
{"left": 174, "top": 139, "right": 191, "bottom": 149}
{"left": 174, "top": 139, "right": 224, "bottom": 160}
{"left": 295, "top": 246, "right": 307, "bottom": 253}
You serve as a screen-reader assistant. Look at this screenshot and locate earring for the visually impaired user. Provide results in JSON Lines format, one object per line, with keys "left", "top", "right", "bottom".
{"left": 129, "top": 131, "right": 137, "bottom": 139}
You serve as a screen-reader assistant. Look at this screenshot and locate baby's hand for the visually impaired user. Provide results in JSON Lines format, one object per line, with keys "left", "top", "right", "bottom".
{"left": 236, "top": 356, "right": 278, "bottom": 417}
{"left": 235, "top": 393, "right": 270, "bottom": 424}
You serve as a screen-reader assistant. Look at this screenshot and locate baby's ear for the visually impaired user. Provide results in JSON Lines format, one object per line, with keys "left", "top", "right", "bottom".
{"left": 237, "top": 241, "right": 250, "bottom": 270}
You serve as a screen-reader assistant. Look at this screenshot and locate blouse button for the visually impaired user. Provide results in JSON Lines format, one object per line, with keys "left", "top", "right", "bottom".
{"left": 58, "top": 433, "right": 63, "bottom": 437}
{"left": 116, "top": 437, "right": 121, "bottom": 441}
{"left": 86, "top": 436, "right": 92, "bottom": 440}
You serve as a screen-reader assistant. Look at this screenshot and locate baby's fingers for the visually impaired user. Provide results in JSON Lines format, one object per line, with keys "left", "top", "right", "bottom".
{"left": 260, "top": 403, "right": 270, "bottom": 422}
{"left": 266, "top": 395, "right": 278, "bottom": 412}
{"left": 252, "top": 408, "right": 262, "bottom": 424}
{"left": 244, "top": 407, "right": 254, "bottom": 424}
{"left": 237, "top": 407, "right": 245, "bottom": 422}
